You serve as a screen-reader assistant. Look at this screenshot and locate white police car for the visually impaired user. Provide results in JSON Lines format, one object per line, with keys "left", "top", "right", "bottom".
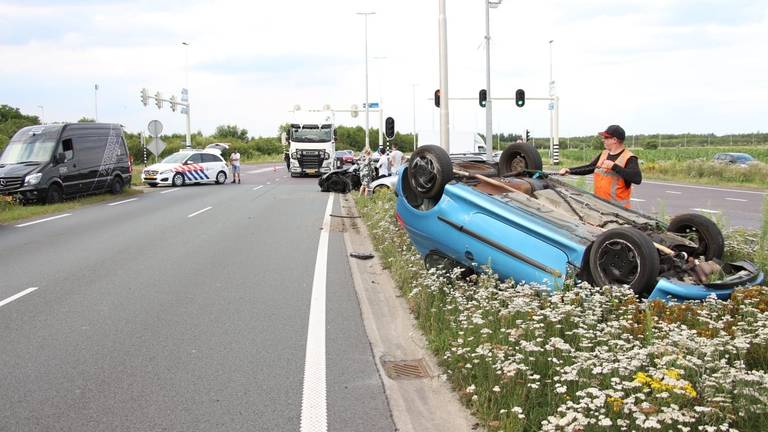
{"left": 142, "top": 149, "right": 229, "bottom": 187}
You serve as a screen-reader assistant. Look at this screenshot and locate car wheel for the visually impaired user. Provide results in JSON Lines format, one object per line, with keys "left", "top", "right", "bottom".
{"left": 407, "top": 144, "right": 453, "bottom": 200}
{"left": 45, "top": 184, "right": 63, "bottom": 204}
{"left": 110, "top": 177, "right": 124, "bottom": 194}
{"left": 327, "top": 175, "right": 351, "bottom": 193}
{"left": 498, "top": 142, "right": 543, "bottom": 177}
{"left": 589, "top": 227, "right": 659, "bottom": 297}
{"left": 667, "top": 213, "right": 724, "bottom": 260}
{"left": 172, "top": 173, "right": 185, "bottom": 187}
{"left": 215, "top": 170, "right": 227, "bottom": 184}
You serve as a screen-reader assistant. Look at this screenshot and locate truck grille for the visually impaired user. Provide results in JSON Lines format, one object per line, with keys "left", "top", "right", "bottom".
{"left": 0, "top": 176, "right": 23, "bottom": 192}
{"left": 298, "top": 151, "right": 323, "bottom": 169}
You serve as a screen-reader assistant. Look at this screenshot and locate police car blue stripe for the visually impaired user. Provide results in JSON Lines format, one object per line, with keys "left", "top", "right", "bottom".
{"left": 185, "top": 172, "right": 196, "bottom": 181}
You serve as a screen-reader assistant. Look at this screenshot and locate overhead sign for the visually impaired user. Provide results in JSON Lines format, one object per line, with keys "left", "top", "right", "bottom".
{"left": 146, "top": 137, "right": 166, "bottom": 156}
{"left": 147, "top": 120, "right": 163, "bottom": 137}
{"left": 364, "top": 102, "right": 379, "bottom": 109}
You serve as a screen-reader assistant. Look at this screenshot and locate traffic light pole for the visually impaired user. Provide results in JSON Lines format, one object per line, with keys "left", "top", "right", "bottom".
{"left": 140, "top": 89, "right": 192, "bottom": 148}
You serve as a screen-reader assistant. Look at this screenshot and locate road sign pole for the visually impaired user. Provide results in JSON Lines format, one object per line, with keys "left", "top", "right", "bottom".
{"left": 185, "top": 105, "right": 192, "bottom": 148}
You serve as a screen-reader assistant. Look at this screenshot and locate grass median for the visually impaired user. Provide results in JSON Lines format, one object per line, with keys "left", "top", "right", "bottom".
{"left": 355, "top": 190, "right": 768, "bottom": 432}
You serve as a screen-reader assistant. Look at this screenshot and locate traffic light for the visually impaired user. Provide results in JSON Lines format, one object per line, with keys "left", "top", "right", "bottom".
{"left": 140, "top": 88, "right": 148, "bottom": 106}
{"left": 385, "top": 117, "right": 395, "bottom": 140}
{"left": 525, "top": 129, "right": 531, "bottom": 143}
{"left": 154, "top": 92, "right": 163, "bottom": 109}
{"left": 479, "top": 89, "right": 487, "bottom": 108}
{"left": 515, "top": 89, "right": 525, "bottom": 107}
{"left": 169, "top": 95, "right": 178, "bottom": 112}
{"left": 434, "top": 89, "right": 441, "bottom": 108}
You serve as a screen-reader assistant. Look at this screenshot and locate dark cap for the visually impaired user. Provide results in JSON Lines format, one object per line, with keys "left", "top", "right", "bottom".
{"left": 598, "top": 125, "right": 626, "bottom": 141}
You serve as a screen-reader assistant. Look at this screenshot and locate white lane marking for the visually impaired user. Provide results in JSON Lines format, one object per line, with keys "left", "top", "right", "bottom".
{"left": 266, "top": 182, "right": 271, "bottom": 185}
{"left": 107, "top": 198, "right": 138, "bottom": 206}
{"left": 665, "top": 190, "right": 682, "bottom": 195}
{"left": 0, "top": 287, "right": 38, "bottom": 309}
{"left": 725, "top": 197, "right": 748, "bottom": 202}
{"left": 187, "top": 207, "right": 212, "bottom": 218}
{"left": 15, "top": 214, "right": 72, "bottom": 228}
{"left": 630, "top": 198, "right": 646, "bottom": 202}
{"left": 692, "top": 208, "right": 721, "bottom": 214}
{"left": 643, "top": 180, "right": 767, "bottom": 195}
{"left": 252, "top": 185, "right": 264, "bottom": 191}
{"left": 161, "top": 188, "right": 180, "bottom": 194}
{"left": 300, "top": 193, "right": 333, "bottom": 432}
{"left": 246, "top": 166, "right": 282, "bottom": 174}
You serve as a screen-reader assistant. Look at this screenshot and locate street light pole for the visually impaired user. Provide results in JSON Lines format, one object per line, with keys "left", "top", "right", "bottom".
{"left": 438, "top": 0, "right": 450, "bottom": 151}
{"left": 548, "top": 39, "right": 560, "bottom": 165}
{"left": 182, "top": 42, "right": 191, "bottom": 148}
{"left": 412, "top": 83, "right": 417, "bottom": 149}
{"left": 94, "top": 84, "right": 99, "bottom": 122}
{"left": 357, "top": 12, "right": 375, "bottom": 152}
{"left": 37, "top": 105, "right": 44, "bottom": 124}
{"left": 484, "top": 0, "right": 501, "bottom": 161}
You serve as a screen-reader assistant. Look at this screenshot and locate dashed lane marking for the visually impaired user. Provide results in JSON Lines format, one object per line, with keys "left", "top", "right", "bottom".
{"left": 725, "top": 197, "right": 748, "bottom": 202}
{"left": 252, "top": 185, "right": 264, "bottom": 191}
{"left": 692, "top": 208, "right": 721, "bottom": 214}
{"left": 187, "top": 207, "right": 212, "bottom": 218}
{"left": 665, "top": 190, "right": 682, "bottom": 195}
{"left": 161, "top": 188, "right": 180, "bottom": 194}
{"left": 0, "top": 287, "right": 38, "bottom": 309}
{"left": 15, "top": 214, "right": 72, "bottom": 228}
{"left": 107, "top": 198, "right": 138, "bottom": 206}
{"left": 630, "top": 198, "right": 646, "bottom": 202}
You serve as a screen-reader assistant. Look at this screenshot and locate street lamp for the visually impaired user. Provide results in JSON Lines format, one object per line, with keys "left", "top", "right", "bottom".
{"left": 357, "top": 11, "right": 375, "bottom": 151}
{"left": 484, "top": 0, "right": 502, "bottom": 160}
{"left": 37, "top": 105, "right": 44, "bottom": 124}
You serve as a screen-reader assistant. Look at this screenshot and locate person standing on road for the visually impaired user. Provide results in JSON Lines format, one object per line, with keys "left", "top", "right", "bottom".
{"left": 376, "top": 150, "right": 390, "bottom": 179}
{"left": 558, "top": 124, "right": 641, "bottom": 208}
{"left": 389, "top": 143, "right": 404, "bottom": 174}
{"left": 230, "top": 149, "right": 241, "bottom": 184}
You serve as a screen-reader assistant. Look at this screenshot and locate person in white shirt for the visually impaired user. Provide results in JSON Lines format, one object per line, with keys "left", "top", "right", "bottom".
{"left": 389, "top": 143, "right": 403, "bottom": 174}
{"left": 376, "top": 151, "right": 390, "bottom": 178}
{"left": 229, "top": 150, "right": 241, "bottom": 184}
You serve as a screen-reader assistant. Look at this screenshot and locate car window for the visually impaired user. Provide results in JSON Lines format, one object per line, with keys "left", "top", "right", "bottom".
{"left": 201, "top": 153, "right": 220, "bottom": 163}
{"left": 186, "top": 153, "right": 203, "bottom": 164}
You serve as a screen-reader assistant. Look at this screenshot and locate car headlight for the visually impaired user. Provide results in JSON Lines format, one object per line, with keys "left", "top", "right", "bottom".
{"left": 24, "top": 173, "right": 42, "bottom": 186}
{"left": 291, "top": 152, "right": 298, "bottom": 159}
{"left": 324, "top": 151, "right": 330, "bottom": 160}
{"left": 159, "top": 169, "right": 173, "bottom": 175}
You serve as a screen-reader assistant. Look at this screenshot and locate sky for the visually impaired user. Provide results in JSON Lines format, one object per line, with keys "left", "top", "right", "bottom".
{"left": 1, "top": 0, "right": 767, "bottom": 141}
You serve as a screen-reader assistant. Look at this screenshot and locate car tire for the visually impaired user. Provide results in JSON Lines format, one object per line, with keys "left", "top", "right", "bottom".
{"left": 215, "top": 170, "right": 227, "bottom": 184}
{"left": 172, "top": 173, "right": 185, "bottom": 187}
{"left": 667, "top": 213, "right": 724, "bottom": 260}
{"left": 110, "top": 177, "right": 124, "bottom": 194}
{"left": 45, "top": 184, "right": 63, "bottom": 204}
{"left": 589, "top": 226, "right": 659, "bottom": 297}
{"left": 407, "top": 144, "right": 453, "bottom": 201}
{"left": 327, "top": 175, "right": 351, "bottom": 193}
{"left": 498, "top": 142, "right": 543, "bottom": 177}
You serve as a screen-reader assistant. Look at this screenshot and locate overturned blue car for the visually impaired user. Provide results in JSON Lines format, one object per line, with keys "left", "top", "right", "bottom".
{"left": 395, "top": 143, "right": 764, "bottom": 301}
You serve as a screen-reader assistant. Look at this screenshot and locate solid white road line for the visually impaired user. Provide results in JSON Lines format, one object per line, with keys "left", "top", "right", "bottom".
{"left": 692, "top": 208, "right": 721, "bottom": 214}
{"left": 15, "top": 214, "right": 72, "bottom": 228}
{"left": 161, "top": 188, "right": 180, "bottom": 194}
{"left": 187, "top": 207, "right": 212, "bottom": 218}
{"left": 252, "top": 185, "right": 264, "bottom": 191}
{"left": 630, "top": 198, "right": 646, "bottom": 202}
{"left": 300, "top": 193, "right": 334, "bottom": 432}
{"left": 665, "top": 190, "right": 682, "bottom": 195}
{"left": 107, "top": 198, "right": 138, "bottom": 206}
{"left": 0, "top": 287, "right": 38, "bottom": 309}
{"left": 725, "top": 197, "right": 748, "bottom": 202}
{"left": 643, "top": 180, "right": 768, "bottom": 195}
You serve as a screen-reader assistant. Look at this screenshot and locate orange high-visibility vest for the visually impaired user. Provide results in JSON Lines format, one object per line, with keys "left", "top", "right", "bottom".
{"left": 594, "top": 149, "right": 635, "bottom": 208}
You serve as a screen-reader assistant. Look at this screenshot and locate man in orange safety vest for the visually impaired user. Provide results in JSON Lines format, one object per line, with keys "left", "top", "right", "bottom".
{"left": 558, "top": 125, "right": 642, "bottom": 208}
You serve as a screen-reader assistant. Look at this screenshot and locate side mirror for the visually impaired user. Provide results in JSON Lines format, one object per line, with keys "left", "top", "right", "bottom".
{"left": 55, "top": 153, "right": 66, "bottom": 164}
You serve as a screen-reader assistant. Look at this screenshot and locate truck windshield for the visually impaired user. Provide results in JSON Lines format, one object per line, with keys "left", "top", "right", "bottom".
{"left": 0, "top": 126, "right": 60, "bottom": 164}
{"left": 291, "top": 127, "right": 332, "bottom": 143}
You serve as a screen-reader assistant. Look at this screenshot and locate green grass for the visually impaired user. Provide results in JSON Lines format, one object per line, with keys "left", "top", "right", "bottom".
{"left": 355, "top": 191, "right": 768, "bottom": 432}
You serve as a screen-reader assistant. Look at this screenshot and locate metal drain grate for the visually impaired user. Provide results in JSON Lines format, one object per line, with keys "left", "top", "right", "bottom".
{"left": 381, "top": 359, "right": 430, "bottom": 380}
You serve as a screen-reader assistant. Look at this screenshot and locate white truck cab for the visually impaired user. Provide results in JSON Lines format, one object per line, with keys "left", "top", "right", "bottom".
{"left": 288, "top": 111, "right": 336, "bottom": 177}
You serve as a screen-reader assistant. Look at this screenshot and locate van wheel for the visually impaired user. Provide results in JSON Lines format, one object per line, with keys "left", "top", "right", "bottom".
{"left": 45, "top": 184, "right": 63, "bottom": 204}
{"left": 172, "top": 173, "right": 185, "bottom": 187}
{"left": 110, "top": 177, "right": 124, "bottom": 194}
{"left": 215, "top": 171, "right": 227, "bottom": 184}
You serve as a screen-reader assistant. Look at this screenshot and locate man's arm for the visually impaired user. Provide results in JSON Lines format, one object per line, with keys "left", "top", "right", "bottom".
{"left": 563, "top": 154, "right": 600, "bottom": 176}
{"left": 612, "top": 156, "right": 642, "bottom": 185}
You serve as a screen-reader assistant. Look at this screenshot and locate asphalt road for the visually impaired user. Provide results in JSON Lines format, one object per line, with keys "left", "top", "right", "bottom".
{"left": 569, "top": 176, "right": 767, "bottom": 229}
{"left": 0, "top": 164, "right": 393, "bottom": 432}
